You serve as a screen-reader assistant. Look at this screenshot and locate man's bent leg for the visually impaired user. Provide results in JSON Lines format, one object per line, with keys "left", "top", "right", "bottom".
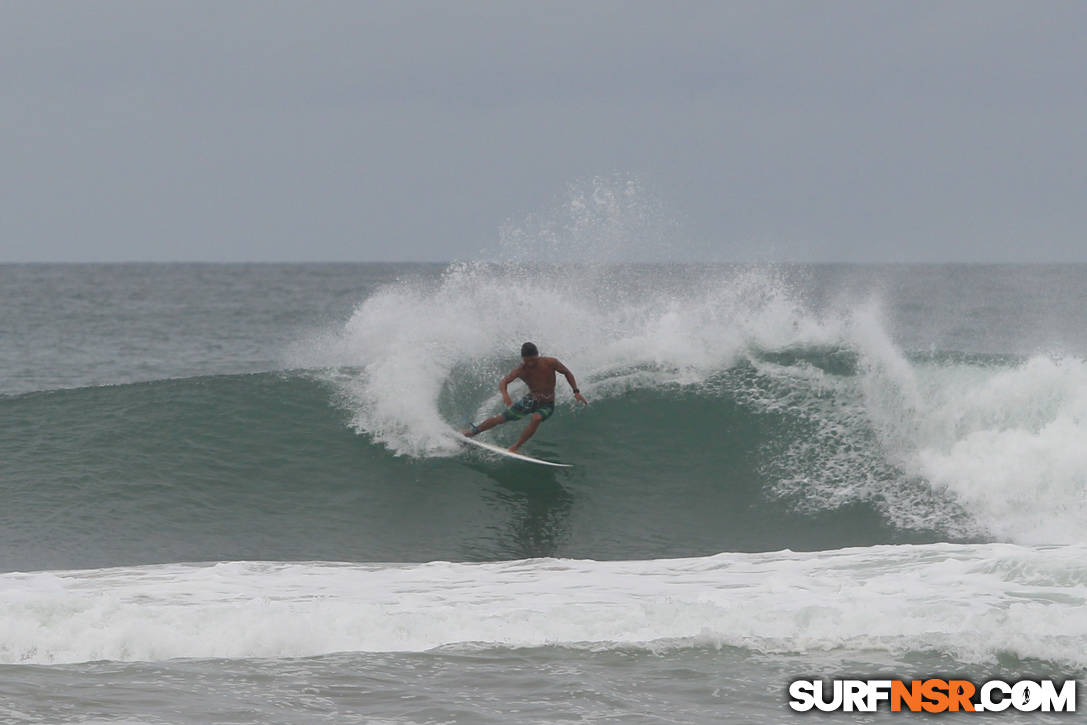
{"left": 508, "top": 413, "right": 543, "bottom": 453}
{"left": 463, "top": 414, "right": 506, "bottom": 437}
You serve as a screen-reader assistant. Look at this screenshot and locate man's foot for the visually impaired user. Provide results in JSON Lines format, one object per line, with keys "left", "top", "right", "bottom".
{"left": 461, "top": 424, "right": 480, "bottom": 438}
{"left": 508, "top": 445, "right": 520, "bottom": 453}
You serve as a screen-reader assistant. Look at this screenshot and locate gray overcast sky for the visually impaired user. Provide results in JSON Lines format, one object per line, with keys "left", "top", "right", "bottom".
{"left": 2, "top": 1, "right": 1085, "bottom": 262}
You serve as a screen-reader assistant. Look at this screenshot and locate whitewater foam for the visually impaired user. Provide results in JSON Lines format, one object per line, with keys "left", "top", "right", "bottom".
{"left": 908, "top": 355, "right": 1087, "bottom": 544}
{"left": 2, "top": 544, "right": 1084, "bottom": 667}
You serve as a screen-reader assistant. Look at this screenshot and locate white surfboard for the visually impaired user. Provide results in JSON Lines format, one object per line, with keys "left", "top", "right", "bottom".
{"left": 454, "top": 431, "right": 572, "bottom": 468}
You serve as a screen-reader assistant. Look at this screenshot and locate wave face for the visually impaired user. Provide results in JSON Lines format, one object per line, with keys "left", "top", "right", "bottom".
{"left": 5, "top": 264, "right": 1087, "bottom": 571}
{"left": 286, "top": 261, "right": 1087, "bottom": 546}
{"left": 0, "top": 370, "right": 922, "bottom": 571}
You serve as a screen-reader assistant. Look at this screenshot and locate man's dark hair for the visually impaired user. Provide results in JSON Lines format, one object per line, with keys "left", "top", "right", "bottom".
{"left": 521, "top": 342, "right": 539, "bottom": 357}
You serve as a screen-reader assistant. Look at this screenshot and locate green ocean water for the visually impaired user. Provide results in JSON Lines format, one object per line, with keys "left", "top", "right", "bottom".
{"left": 2, "top": 263, "right": 1086, "bottom": 723}
{"left": 0, "top": 368, "right": 949, "bottom": 572}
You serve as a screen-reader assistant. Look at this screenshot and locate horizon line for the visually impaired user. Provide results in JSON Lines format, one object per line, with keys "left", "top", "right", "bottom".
{"left": 3, "top": 260, "right": 1087, "bottom": 266}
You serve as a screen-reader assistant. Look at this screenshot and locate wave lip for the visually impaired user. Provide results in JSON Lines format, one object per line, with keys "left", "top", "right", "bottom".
{"left": 3, "top": 543, "right": 1084, "bottom": 668}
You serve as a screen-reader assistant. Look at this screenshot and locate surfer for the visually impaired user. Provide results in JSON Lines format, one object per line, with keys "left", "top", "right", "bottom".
{"left": 462, "top": 342, "right": 588, "bottom": 453}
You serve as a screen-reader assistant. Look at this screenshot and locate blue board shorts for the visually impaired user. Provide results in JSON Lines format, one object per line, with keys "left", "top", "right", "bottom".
{"left": 502, "top": 395, "right": 555, "bottom": 422}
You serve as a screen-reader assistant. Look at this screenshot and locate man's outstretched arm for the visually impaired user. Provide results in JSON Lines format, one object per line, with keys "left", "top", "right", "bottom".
{"left": 553, "top": 360, "right": 587, "bottom": 404}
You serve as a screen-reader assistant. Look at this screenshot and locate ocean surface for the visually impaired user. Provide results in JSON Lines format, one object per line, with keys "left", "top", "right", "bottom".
{"left": 2, "top": 262, "right": 1086, "bottom": 723}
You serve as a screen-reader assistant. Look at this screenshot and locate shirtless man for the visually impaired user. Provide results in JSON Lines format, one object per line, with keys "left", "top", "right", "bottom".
{"left": 462, "top": 342, "right": 588, "bottom": 453}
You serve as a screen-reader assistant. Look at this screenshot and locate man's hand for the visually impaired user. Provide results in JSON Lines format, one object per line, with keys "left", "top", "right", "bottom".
{"left": 502, "top": 394, "right": 514, "bottom": 407}
{"left": 574, "top": 392, "right": 588, "bottom": 405}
